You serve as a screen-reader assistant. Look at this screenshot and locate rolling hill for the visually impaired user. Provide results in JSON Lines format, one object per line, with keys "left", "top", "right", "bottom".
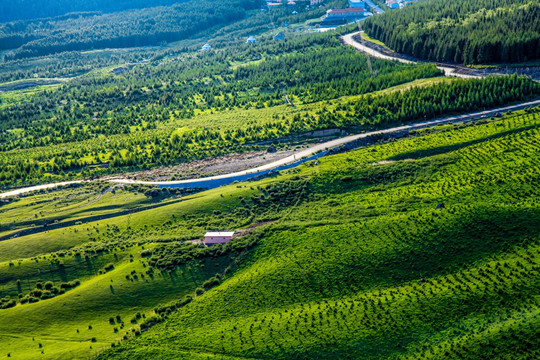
{"left": 1, "top": 106, "right": 538, "bottom": 359}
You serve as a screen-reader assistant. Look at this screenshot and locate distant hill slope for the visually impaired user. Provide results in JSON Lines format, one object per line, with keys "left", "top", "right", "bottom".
{"left": 0, "top": 0, "right": 264, "bottom": 59}
{"left": 97, "top": 107, "right": 540, "bottom": 359}
{"left": 362, "top": 0, "right": 540, "bottom": 64}
{"left": 0, "top": 0, "right": 185, "bottom": 22}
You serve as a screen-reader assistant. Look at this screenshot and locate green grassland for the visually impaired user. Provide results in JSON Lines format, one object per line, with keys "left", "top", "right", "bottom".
{"left": 0, "top": 182, "right": 193, "bottom": 240}
{"left": 0, "top": 107, "right": 538, "bottom": 359}
{"left": 99, "top": 107, "right": 540, "bottom": 359}
{"left": 0, "top": 246, "right": 232, "bottom": 359}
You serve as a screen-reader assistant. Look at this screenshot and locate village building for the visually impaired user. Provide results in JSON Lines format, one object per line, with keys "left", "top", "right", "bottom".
{"left": 310, "top": 0, "right": 323, "bottom": 5}
{"left": 349, "top": 0, "right": 366, "bottom": 8}
{"left": 386, "top": 0, "right": 400, "bottom": 8}
{"left": 201, "top": 43, "right": 212, "bottom": 51}
{"left": 246, "top": 36, "right": 257, "bottom": 44}
{"left": 321, "top": 7, "right": 366, "bottom": 22}
{"left": 204, "top": 231, "right": 235, "bottom": 245}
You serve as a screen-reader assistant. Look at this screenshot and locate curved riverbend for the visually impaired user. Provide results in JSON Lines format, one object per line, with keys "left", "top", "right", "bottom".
{"left": 2, "top": 99, "right": 539, "bottom": 198}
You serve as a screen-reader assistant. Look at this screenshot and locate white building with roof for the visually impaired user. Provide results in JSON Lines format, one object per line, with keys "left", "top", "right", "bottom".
{"left": 204, "top": 231, "right": 235, "bottom": 245}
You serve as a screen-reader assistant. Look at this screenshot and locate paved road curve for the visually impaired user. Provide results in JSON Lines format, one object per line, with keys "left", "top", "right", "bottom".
{"left": 2, "top": 99, "right": 539, "bottom": 198}
{"left": 341, "top": 31, "right": 482, "bottom": 79}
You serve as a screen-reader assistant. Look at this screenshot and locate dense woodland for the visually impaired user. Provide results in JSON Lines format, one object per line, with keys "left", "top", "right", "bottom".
{"left": 0, "top": 0, "right": 187, "bottom": 22}
{"left": 0, "top": 73, "right": 537, "bottom": 188}
{"left": 0, "top": 6, "right": 539, "bottom": 189}
{"left": 0, "top": 30, "right": 447, "bottom": 187}
{"left": 0, "top": 3, "right": 335, "bottom": 83}
{"left": 363, "top": 0, "right": 540, "bottom": 64}
{"left": 0, "top": 0, "right": 265, "bottom": 59}
{"left": 0, "top": 0, "right": 345, "bottom": 61}
{"left": 1, "top": 25, "right": 539, "bottom": 188}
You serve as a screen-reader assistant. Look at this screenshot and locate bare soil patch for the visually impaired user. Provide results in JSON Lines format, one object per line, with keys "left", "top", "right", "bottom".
{"left": 118, "top": 150, "right": 297, "bottom": 182}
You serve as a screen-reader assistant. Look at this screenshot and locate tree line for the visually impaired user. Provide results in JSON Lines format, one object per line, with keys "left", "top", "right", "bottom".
{"left": 1, "top": 0, "right": 265, "bottom": 59}
{"left": 362, "top": 0, "right": 540, "bottom": 64}
{"left": 0, "top": 32, "right": 439, "bottom": 153}
{"left": 0, "top": 0, "right": 187, "bottom": 22}
{"left": 0, "top": 75, "right": 537, "bottom": 188}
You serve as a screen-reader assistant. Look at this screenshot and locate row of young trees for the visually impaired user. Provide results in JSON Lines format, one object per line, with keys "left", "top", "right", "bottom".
{"left": 0, "top": 75, "right": 538, "bottom": 188}
{"left": 362, "top": 0, "right": 540, "bottom": 64}
{"left": 0, "top": 32, "right": 438, "bottom": 153}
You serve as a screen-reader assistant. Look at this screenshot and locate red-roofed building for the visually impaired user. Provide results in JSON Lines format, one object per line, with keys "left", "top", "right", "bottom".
{"left": 386, "top": 0, "right": 399, "bottom": 8}
{"left": 322, "top": 7, "right": 366, "bottom": 21}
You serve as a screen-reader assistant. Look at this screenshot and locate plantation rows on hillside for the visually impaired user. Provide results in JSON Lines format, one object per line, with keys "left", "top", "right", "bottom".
{"left": 0, "top": 73, "right": 537, "bottom": 189}
{"left": 92, "top": 107, "right": 539, "bottom": 359}
{"left": 363, "top": 0, "right": 540, "bottom": 64}
{"left": 0, "top": 108, "right": 538, "bottom": 359}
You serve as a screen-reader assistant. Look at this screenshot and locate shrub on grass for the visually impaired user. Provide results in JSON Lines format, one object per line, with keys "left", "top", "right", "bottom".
{"left": 140, "top": 316, "right": 163, "bottom": 331}
{"left": 0, "top": 297, "right": 16, "bottom": 309}
{"left": 202, "top": 276, "right": 220, "bottom": 289}
{"left": 60, "top": 280, "right": 80, "bottom": 289}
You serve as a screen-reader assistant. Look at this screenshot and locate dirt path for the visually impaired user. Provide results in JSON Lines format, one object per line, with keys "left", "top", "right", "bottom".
{"left": 2, "top": 99, "right": 539, "bottom": 199}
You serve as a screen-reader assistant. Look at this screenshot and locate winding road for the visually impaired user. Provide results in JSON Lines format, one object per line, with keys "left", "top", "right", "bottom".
{"left": 341, "top": 31, "right": 482, "bottom": 79}
{"left": 2, "top": 99, "right": 539, "bottom": 199}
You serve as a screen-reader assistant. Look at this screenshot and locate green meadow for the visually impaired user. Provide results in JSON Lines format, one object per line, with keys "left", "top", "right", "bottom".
{"left": 2, "top": 1, "right": 539, "bottom": 359}
{"left": 0, "top": 107, "right": 538, "bottom": 359}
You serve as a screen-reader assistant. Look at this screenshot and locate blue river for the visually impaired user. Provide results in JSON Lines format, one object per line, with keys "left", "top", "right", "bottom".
{"left": 160, "top": 150, "right": 329, "bottom": 190}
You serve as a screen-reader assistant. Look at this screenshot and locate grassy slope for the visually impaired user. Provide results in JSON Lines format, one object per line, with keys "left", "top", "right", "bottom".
{"left": 99, "top": 108, "right": 540, "bottom": 359}
{"left": 0, "top": 244, "right": 233, "bottom": 359}
{"left": 0, "top": 108, "right": 538, "bottom": 359}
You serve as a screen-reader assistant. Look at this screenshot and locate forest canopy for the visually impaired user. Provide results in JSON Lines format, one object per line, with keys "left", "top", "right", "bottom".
{"left": 0, "top": 0, "right": 265, "bottom": 59}
{"left": 362, "top": 0, "right": 540, "bottom": 64}
{"left": 0, "top": 0, "right": 188, "bottom": 22}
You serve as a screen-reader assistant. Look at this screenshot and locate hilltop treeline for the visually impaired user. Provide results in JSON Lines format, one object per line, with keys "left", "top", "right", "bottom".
{"left": 0, "top": 0, "right": 185, "bottom": 22}
{"left": 0, "top": 0, "right": 264, "bottom": 59}
{"left": 362, "top": 0, "right": 540, "bottom": 64}
{"left": 328, "top": 75, "right": 540, "bottom": 127}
